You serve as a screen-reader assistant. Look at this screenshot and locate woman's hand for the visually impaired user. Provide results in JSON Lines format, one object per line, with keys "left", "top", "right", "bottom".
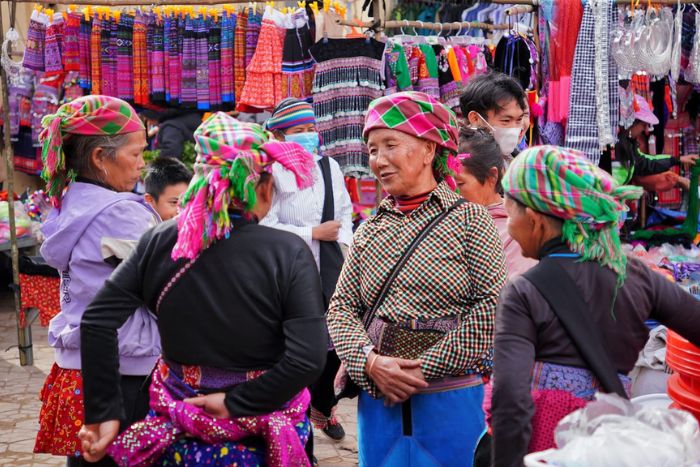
{"left": 366, "top": 353, "right": 428, "bottom": 406}
{"left": 78, "top": 420, "right": 120, "bottom": 462}
{"left": 681, "top": 154, "right": 699, "bottom": 167}
{"left": 183, "top": 392, "right": 231, "bottom": 419}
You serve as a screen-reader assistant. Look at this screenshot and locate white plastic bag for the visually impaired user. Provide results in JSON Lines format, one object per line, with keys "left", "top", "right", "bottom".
{"left": 534, "top": 393, "right": 700, "bottom": 467}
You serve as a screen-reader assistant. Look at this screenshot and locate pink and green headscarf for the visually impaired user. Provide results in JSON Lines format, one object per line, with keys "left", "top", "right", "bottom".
{"left": 172, "top": 112, "right": 315, "bottom": 260}
{"left": 39, "top": 95, "right": 145, "bottom": 207}
{"left": 502, "top": 145, "right": 643, "bottom": 285}
{"left": 363, "top": 91, "right": 462, "bottom": 189}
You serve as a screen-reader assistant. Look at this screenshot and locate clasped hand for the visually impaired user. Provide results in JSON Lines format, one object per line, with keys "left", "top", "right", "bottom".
{"left": 78, "top": 393, "right": 230, "bottom": 462}
{"left": 366, "top": 352, "right": 428, "bottom": 406}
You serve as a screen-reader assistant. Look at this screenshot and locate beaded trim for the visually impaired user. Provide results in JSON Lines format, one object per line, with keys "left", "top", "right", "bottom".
{"left": 156, "top": 254, "right": 200, "bottom": 313}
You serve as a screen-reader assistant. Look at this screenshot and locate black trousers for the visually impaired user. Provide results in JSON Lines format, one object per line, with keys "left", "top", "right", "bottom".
{"left": 67, "top": 374, "right": 150, "bottom": 467}
{"left": 309, "top": 350, "right": 341, "bottom": 418}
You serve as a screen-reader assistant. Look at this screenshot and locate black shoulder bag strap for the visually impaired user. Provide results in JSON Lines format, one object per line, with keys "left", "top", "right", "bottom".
{"left": 523, "top": 258, "right": 628, "bottom": 398}
{"left": 361, "top": 198, "right": 466, "bottom": 328}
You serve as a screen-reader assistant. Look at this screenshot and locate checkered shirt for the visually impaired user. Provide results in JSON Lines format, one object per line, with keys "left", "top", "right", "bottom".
{"left": 327, "top": 182, "right": 506, "bottom": 395}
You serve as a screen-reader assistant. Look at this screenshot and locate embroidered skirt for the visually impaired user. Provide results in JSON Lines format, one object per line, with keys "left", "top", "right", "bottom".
{"left": 34, "top": 364, "right": 84, "bottom": 457}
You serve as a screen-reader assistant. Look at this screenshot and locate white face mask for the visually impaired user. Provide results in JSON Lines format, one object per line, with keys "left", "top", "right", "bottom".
{"left": 477, "top": 113, "right": 522, "bottom": 156}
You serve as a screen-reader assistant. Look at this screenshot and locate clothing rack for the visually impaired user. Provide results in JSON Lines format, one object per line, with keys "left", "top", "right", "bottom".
{"left": 13, "top": 0, "right": 256, "bottom": 5}
{"left": 338, "top": 19, "right": 511, "bottom": 32}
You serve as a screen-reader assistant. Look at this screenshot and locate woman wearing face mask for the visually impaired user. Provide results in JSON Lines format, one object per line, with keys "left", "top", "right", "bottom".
{"left": 614, "top": 95, "right": 698, "bottom": 192}
{"left": 455, "top": 128, "right": 536, "bottom": 278}
{"left": 260, "top": 98, "right": 354, "bottom": 454}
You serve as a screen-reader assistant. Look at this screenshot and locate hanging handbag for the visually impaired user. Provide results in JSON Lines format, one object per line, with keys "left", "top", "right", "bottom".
{"left": 335, "top": 199, "right": 466, "bottom": 400}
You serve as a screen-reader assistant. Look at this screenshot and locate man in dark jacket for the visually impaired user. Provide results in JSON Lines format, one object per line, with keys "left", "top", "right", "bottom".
{"left": 156, "top": 111, "right": 202, "bottom": 159}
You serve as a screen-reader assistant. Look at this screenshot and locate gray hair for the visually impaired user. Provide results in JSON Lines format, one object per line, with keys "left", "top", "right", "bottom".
{"left": 63, "top": 133, "right": 131, "bottom": 181}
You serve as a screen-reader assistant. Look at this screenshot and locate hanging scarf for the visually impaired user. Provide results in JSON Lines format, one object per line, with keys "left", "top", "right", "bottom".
{"left": 39, "top": 95, "right": 145, "bottom": 208}
{"left": 62, "top": 12, "right": 81, "bottom": 72}
{"left": 502, "top": 145, "right": 643, "bottom": 285}
{"left": 133, "top": 12, "right": 149, "bottom": 105}
{"left": 173, "top": 112, "right": 315, "bottom": 260}
{"left": 150, "top": 14, "right": 165, "bottom": 103}
{"left": 208, "top": 16, "right": 222, "bottom": 109}
{"left": 163, "top": 13, "right": 172, "bottom": 103}
{"left": 180, "top": 14, "right": 197, "bottom": 109}
{"left": 23, "top": 9, "right": 48, "bottom": 71}
{"left": 363, "top": 91, "right": 461, "bottom": 189}
{"left": 44, "top": 13, "right": 65, "bottom": 74}
{"left": 195, "top": 15, "right": 210, "bottom": 110}
{"left": 90, "top": 15, "right": 103, "bottom": 94}
{"left": 116, "top": 14, "right": 134, "bottom": 102}
{"left": 220, "top": 10, "right": 236, "bottom": 106}
{"left": 234, "top": 11, "right": 248, "bottom": 104}
{"left": 78, "top": 14, "right": 92, "bottom": 90}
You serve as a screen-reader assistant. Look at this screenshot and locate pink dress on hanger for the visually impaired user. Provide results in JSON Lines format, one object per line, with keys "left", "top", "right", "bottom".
{"left": 238, "top": 7, "right": 286, "bottom": 112}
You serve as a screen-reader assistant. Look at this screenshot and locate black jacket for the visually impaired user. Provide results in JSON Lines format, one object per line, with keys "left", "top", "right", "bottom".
{"left": 492, "top": 239, "right": 700, "bottom": 467}
{"left": 80, "top": 216, "right": 327, "bottom": 424}
{"left": 156, "top": 112, "right": 202, "bottom": 159}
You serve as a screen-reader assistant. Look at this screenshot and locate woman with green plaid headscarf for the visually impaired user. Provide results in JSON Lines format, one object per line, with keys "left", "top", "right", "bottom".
{"left": 491, "top": 145, "right": 700, "bottom": 466}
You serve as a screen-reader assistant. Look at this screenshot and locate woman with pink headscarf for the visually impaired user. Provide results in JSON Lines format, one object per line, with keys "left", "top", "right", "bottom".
{"left": 78, "top": 113, "right": 326, "bottom": 466}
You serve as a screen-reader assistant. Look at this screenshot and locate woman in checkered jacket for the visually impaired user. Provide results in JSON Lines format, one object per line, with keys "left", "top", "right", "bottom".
{"left": 327, "top": 92, "right": 507, "bottom": 467}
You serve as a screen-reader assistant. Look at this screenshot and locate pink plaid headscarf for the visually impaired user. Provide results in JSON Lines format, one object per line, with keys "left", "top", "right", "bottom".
{"left": 172, "top": 112, "right": 315, "bottom": 260}
{"left": 39, "top": 95, "right": 145, "bottom": 207}
{"left": 363, "top": 92, "right": 461, "bottom": 189}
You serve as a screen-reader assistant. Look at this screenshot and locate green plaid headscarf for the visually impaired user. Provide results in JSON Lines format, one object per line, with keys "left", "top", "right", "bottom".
{"left": 503, "top": 145, "right": 643, "bottom": 285}
{"left": 363, "top": 91, "right": 461, "bottom": 188}
{"left": 39, "top": 95, "right": 145, "bottom": 207}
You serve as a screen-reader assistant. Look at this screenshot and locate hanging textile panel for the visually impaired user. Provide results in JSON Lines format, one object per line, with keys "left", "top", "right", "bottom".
{"left": 310, "top": 38, "right": 387, "bottom": 177}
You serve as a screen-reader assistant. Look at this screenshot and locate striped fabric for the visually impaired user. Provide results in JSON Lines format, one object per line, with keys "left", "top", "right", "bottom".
{"left": 565, "top": 1, "right": 619, "bottom": 165}
{"left": 265, "top": 98, "right": 316, "bottom": 131}
{"left": 327, "top": 182, "right": 506, "bottom": 395}
{"left": 172, "top": 113, "right": 316, "bottom": 260}
{"left": 502, "top": 145, "right": 642, "bottom": 284}
{"left": 39, "top": 95, "right": 145, "bottom": 207}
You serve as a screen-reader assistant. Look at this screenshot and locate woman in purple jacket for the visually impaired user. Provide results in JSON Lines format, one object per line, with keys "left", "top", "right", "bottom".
{"left": 34, "top": 96, "right": 160, "bottom": 467}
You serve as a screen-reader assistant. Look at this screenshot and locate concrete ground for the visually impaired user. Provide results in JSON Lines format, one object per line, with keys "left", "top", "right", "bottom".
{"left": 0, "top": 295, "right": 358, "bottom": 466}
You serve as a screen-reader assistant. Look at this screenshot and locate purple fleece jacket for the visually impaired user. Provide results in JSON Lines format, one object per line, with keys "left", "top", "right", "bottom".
{"left": 40, "top": 182, "right": 161, "bottom": 375}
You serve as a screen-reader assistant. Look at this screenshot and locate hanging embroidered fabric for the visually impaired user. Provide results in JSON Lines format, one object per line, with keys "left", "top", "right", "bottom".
{"left": 180, "top": 14, "right": 197, "bottom": 109}
{"left": 63, "top": 12, "right": 81, "bottom": 72}
{"left": 149, "top": 14, "right": 166, "bottom": 104}
{"left": 208, "top": 15, "right": 222, "bottom": 110}
{"left": 23, "top": 9, "right": 49, "bottom": 71}
{"left": 108, "top": 15, "right": 119, "bottom": 97}
{"left": 220, "top": 10, "right": 236, "bottom": 107}
{"left": 234, "top": 11, "right": 248, "bottom": 104}
{"left": 44, "top": 13, "right": 65, "bottom": 75}
{"left": 416, "top": 44, "right": 440, "bottom": 99}
{"left": 384, "top": 42, "right": 412, "bottom": 96}
{"left": 31, "top": 74, "right": 62, "bottom": 146}
{"left": 245, "top": 9, "right": 263, "bottom": 69}
{"left": 165, "top": 13, "right": 181, "bottom": 105}
{"left": 163, "top": 13, "right": 172, "bottom": 103}
{"left": 281, "top": 9, "right": 314, "bottom": 101}
{"left": 195, "top": 15, "right": 210, "bottom": 110}
{"left": 436, "top": 45, "right": 461, "bottom": 110}
{"left": 99, "top": 14, "right": 114, "bottom": 97}
{"left": 133, "top": 12, "right": 149, "bottom": 106}
{"left": 62, "top": 71, "right": 83, "bottom": 103}
{"left": 90, "top": 14, "right": 103, "bottom": 94}
{"left": 117, "top": 14, "right": 134, "bottom": 102}
{"left": 310, "top": 37, "right": 386, "bottom": 176}
{"left": 79, "top": 14, "right": 92, "bottom": 90}
{"left": 238, "top": 6, "right": 286, "bottom": 112}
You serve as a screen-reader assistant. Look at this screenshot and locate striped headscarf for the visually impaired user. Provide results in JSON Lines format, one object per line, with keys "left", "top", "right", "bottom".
{"left": 39, "top": 95, "right": 145, "bottom": 208}
{"left": 172, "top": 112, "right": 316, "bottom": 260}
{"left": 265, "top": 98, "right": 316, "bottom": 132}
{"left": 363, "top": 91, "right": 461, "bottom": 189}
{"left": 502, "top": 145, "right": 643, "bottom": 285}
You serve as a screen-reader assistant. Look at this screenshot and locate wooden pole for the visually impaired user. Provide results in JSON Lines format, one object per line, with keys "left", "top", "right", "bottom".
{"left": 337, "top": 19, "right": 510, "bottom": 32}
{"left": 12, "top": 0, "right": 255, "bottom": 5}
{"left": 0, "top": 1, "right": 31, "bottom": 366}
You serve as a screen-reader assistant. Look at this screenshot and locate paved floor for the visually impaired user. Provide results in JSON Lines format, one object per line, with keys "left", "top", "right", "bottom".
{"left": 0, "top": 294, "right": 358, "bottom": 466}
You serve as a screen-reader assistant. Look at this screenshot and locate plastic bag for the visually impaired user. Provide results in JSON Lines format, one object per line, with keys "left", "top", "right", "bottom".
{"left": 543, "top": 393, "right": 700, "bottom": 467}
